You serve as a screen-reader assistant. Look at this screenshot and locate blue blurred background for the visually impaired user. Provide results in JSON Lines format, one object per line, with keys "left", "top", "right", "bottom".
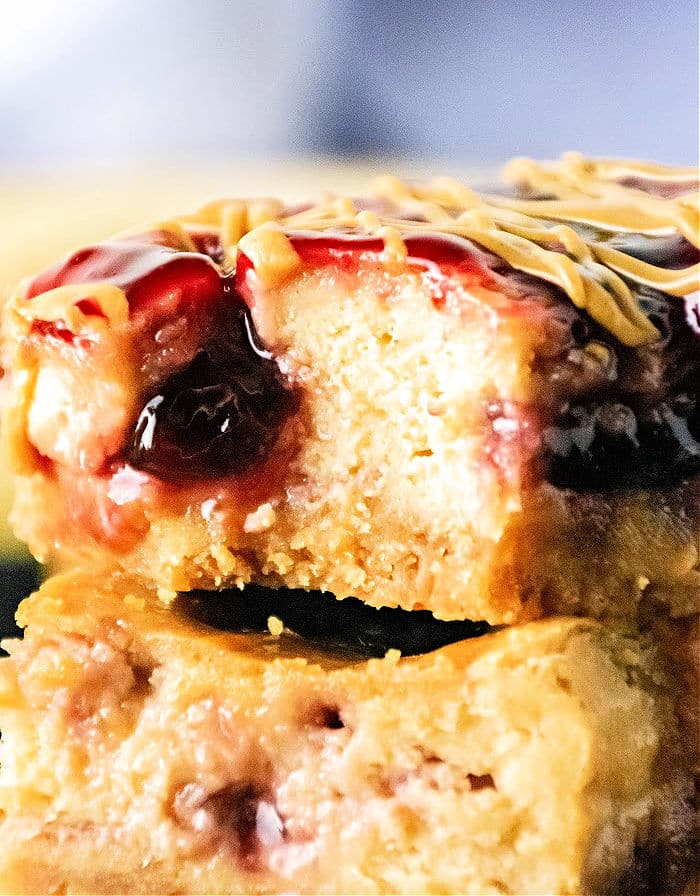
{"left": 0, "top": 0, "right": 698, "bottom": 643}
{"left": 1, "top": 0, "right": 698, "bottom": 168}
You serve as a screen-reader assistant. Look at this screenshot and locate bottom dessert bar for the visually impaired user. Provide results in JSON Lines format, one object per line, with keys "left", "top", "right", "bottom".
{"left": 0, "top": 571, "right": 697, "bottom": 895}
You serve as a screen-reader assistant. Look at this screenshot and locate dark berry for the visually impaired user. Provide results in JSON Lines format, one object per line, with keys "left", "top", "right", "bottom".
{"left": 27, "top": 232, "right": 298, "bottom": 482}
{"left": 606, "top": 233, "right": 700, "bottom": 270}
{"left": 173, "top": 781, "right": 283, "bottom": 868}
{"left": 544, "top": 396, "right": 700, "bottom": 491}
{"left": 526, "top": 277, "right": 700, "bottom": 492}
{"left": 128, "top": 304, "right": 298, "bottom": 480}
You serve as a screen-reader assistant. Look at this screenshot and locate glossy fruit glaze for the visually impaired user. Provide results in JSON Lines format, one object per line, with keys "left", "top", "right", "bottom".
{"left": 25, "top": 223, "right": 700, "bottom": 494}
{"left": 26, "top": 230, "right": 298, "bottom": 483}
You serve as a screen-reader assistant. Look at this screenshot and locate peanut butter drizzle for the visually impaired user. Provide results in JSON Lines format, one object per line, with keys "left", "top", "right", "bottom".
{"left": 175, "top": 154, "right": 696, "bottom": 348}
{"left": 363, "top": 156, "right": 698, "bottom": 346}
{"left": 11, "top": 156, "right": 697, "bottom": 350}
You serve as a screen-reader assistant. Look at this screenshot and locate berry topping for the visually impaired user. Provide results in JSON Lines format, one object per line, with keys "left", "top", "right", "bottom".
{"left": 128, "top": 304, "right": 298, "bottom": 481}
{"left": 172, "top": 781, "right": 283, "bottom": 869}
{"left": 26, "top": 233, "right": 224, "bottom": 319}
{"left": 283, "top": 230, "right": 487, "bottom": 273}
{"left": 605, "top": 233, "right": 700, "bottom": 271}
{"left": 524, "top": 283, "right": 700, "bottom": 492}
{"left": 544, "top": 395, "right": 700, "bottom": 491}
{"left": 24, "top": 231, "right": 298, "bottom": 484}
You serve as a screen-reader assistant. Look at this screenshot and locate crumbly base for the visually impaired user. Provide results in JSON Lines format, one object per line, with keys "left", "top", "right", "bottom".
{"left": 11, "top": 470, "right": 699, "bottom": 625}
{"left": 0, "top": 571, "right": 697, "bottom": 895}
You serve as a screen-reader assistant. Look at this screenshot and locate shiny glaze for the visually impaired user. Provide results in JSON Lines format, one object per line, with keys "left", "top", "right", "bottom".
{"left": 127, "top": 301, "right": 299, "bottom": 481}
{"left": 26, "top": 231, "right": 299, "bottom": 485}
{"left": 22, "top": 188, "right": 700, "bottom": 500}
{"left": 27, "top": 233, "right": 227, "bottom": 316}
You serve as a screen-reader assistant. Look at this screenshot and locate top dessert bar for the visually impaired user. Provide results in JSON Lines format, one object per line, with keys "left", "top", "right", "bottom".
{"left": 2, "top": 154, "right": 699, "bottom": 623}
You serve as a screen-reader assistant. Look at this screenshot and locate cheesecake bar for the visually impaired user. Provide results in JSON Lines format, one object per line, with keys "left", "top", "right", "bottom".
{"left": 0, "top": 570, "right": 697, "bottom": 895}
{"left": 3, "top": 155, "right": 699, "bottom": 623}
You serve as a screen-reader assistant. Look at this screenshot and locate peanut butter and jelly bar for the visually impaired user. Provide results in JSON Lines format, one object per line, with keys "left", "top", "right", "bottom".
{"left": 3, "top": 155, "right": 698, "bottom": 623}
{"left": 0, "top": 570, "right": 696, "bottom": 895}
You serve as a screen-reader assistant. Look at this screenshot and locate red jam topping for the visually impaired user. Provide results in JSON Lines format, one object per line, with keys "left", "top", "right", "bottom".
{"left": 282, "top": 230, "right": 488, "bottom": 274}
{"left": 27, "top": 231, "right": 299, "bottom": 484}
{"left": 25, "top": 223, "right": 700, "bottom": 497}
{"left": 27, "top": 236, "right": 226, "bottom": 318}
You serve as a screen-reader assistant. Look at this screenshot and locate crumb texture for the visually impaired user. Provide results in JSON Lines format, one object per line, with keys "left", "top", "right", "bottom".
{"left": 0, "top": 572, "right": 696, "bottom": 895}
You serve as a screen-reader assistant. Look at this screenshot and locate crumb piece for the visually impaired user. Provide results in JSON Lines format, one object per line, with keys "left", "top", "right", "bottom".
{"left": 124, "top": 593, "right": 146, "bottom": 611}
{"left": 211, "top": 543, "right": 238, "bottom": 575}
{"left": 244, "top": 503, "right": 277, "bottom": 534}
{"left": 156, "top": 586, "right": 177, "bottom": 605}
{"left": 267, "top": 616, "right": 284, "bottom": 637}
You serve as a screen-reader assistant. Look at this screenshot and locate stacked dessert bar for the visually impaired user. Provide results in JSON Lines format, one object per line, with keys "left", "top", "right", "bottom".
{"left": 0, "top": 154, "right": 698, "bottom": 894}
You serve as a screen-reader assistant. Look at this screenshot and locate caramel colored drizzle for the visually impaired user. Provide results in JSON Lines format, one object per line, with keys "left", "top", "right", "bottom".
{"left": 366, "top": 158, "right": 698, "bottom": 346}
{"left": 173, "top": 155, "right": 697, "bottom": 347}
{"left": 10, "top": 156, "right": 698, "bottom": 349}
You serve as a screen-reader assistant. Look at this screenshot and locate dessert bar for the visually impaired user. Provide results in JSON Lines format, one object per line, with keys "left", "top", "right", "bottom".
{"left": 3, "top": 155, "right": 699, "bottom": 624}
{"left": 0, "top": 570, "right": 696, "bottom": 894}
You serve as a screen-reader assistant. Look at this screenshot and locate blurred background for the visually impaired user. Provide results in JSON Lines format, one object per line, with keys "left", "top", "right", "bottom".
{"left": 2, "top": 0, "right": 698, "bottom": 167}
{"left": 0, "top": 0, "right": 698, "bottom": 643}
